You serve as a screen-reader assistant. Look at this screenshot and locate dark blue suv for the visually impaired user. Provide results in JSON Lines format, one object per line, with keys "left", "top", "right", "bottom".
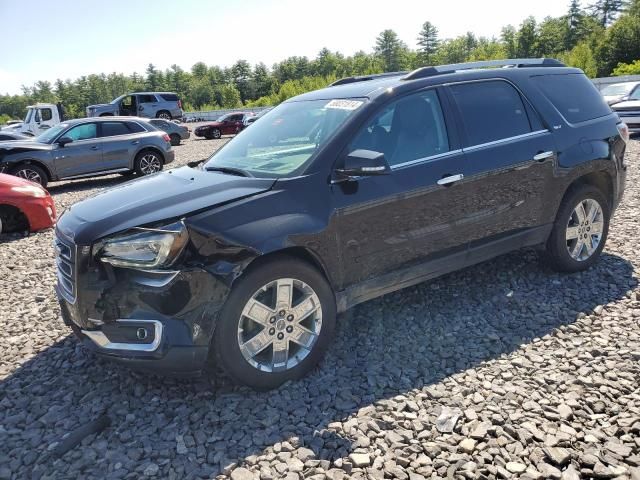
{"left": 55, "top": 59, "right": 628, "bottom": 389}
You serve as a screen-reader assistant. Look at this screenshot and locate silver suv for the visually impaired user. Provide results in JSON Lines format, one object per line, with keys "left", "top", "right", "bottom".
{"left": 86, "top": 92, "right": 183, "bottom": 120}
{"left": 0, "top": 117, "right": 174, "bottom": 187}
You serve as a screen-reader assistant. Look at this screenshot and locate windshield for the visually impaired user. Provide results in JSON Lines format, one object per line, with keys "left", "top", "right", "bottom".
{"left": 601, "top": 83, "right": 635, "bottom": 96}
{"left": 204, "top": 98, "right": 365, "bottom": 178}
{"left": 35, "top": 123, "right": 68, "bottom": 143}
{"left": 217, "top": 113, "right": 232, "bottom": 122}
{"left": 24, "top": 108, "right": 33, "bottom": 124}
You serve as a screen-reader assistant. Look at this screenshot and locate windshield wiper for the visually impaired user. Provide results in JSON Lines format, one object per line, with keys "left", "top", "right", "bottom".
{"left": 205, "top": 166, "right": 253, "bottom": 177}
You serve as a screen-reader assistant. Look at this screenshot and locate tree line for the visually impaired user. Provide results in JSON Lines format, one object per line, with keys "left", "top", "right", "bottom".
{"left": 1, "top": 0, "right": 639, "bottom": 123}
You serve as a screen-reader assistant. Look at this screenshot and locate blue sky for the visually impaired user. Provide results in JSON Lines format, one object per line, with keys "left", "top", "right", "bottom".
{"left": 0, "top": 0, "right": 569, "bottom": 95}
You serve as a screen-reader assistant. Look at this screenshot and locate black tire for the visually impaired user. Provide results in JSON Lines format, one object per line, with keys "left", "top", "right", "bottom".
{"left": 10, "top": 163, "right": 48, "bottom": 187}
{"left": 133, "top": 150, "right": 163, "bottom": 176}
{"left": 156, "top": 111, "right": 172, "bottom": 120}
{"left": 208, "top": 128, "right": 221, "bottom": 140}
{"left": 212, "top": 255, "right": 336, "bottom": 390}
{"left": 0, "top": 205, "right": 28, "bottom": 234}
{"left": 545, "top": 184, "right": 610, "bottom": 273}
{"left": 169, "top": 133, "right": 181, "bottom": 146}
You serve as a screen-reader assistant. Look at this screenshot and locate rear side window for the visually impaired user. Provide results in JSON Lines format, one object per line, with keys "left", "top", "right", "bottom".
{"left": 449, "top": 81, "right": 532, "bottom": 146}
{"left": 532, "top": 73, "right": 611, "bottom": 123}
{"left": 101, "top": 122, "right": 131, "bottom": 137}
{"left": 126, "top": 122, "right": 145, "bottom": 133}
{"left": 160, "top": 93, "right": 178, "bottom": 102}
{"left": 138, "top": 94, "right": 157, "bottom": 103}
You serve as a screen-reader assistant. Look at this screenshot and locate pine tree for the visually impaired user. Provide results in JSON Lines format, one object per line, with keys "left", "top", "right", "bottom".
{"left": 589, "top": 0, "right": 625, "bottom": 26}
{"left": 417, "top": 21, "right": 440, "bottom": 65}
{"left": 375, "top": 29, "right": 408, "bottom": 72}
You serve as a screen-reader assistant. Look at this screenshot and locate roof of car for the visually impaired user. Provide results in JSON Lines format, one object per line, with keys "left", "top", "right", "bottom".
{"left": 131, "top": 91, "right": 178, "bottom": 95}
{"left": 59, "top": 117, "right": 153, "bottom": 126}
{"left": 288, "top": 60, "right": 583, "bottom": 102}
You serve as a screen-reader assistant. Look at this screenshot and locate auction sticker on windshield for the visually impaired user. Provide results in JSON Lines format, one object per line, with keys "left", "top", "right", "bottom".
{"left": 325, "top": 99, "right": 363, "bottom": 110}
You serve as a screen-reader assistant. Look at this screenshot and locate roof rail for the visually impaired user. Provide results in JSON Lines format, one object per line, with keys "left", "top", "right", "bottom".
{"left": 330, "top": 71, "right": 407, "bottom": 87}
{"left": 403, "top": 58, "right": 566, "bottom": 81}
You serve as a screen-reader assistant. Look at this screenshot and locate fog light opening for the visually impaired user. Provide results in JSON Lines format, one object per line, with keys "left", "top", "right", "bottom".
{"left": 136, "top": 327, "right": 149, "bottom": 340}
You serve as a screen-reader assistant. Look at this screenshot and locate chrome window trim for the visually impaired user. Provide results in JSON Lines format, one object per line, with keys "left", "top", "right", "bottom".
{"left": 462, "top": 130, "right": 550, "bottom": 153}
{"left": 390, "top": 149, "right": 463, "bottom": 171}
{"left": 82, "top": 319, "right": 163, "bottom": 352}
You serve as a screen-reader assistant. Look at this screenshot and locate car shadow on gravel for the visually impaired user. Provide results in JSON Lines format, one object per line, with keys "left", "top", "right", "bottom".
{"left": 46, "top": 174, "right": 134, "bottom": 195}
{"left": 1, "top": 249, "right": 636, "bottom": 478}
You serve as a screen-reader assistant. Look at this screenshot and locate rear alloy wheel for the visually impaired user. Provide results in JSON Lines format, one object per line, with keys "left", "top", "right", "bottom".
{"left": 11, "top": 164, "right": 47, "bottom": 187}
{"left": 545, "top": 185, "right": 610, "bottom": 272}
{"left": 169, "top": 133, "right": 181, "bottom": 146}
{"left": 213, "top": 257, "right": 336, "bottom": 390}
{"left": 210, "top": 128, "right": 221, "bottom": 140}
{"left": 134, "top": 151, "right": 163, "bottom": 176}
{"left": 157, "top": 111, "right": 172, "bottom": 120}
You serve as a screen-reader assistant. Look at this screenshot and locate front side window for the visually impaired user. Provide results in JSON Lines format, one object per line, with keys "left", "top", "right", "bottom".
{"left": 121, "top": 96, "right": 134, "bottom": 108}
{"left": 39, "top": 108, "right": 52, "bottom": 121}
{"left": 100, "top": 122, "right": 131, "bottom": 137}
{"left": 449, "top": 80, "right": 532, "bottom": 146}
{"left": 204, "top": 98, "right": 365, "bottom": 178}
{"left": 65, "top": 123, "right": 97, "bottom": 141}
{"left": 350, "top": 89, "right": 450, "bottom": 167}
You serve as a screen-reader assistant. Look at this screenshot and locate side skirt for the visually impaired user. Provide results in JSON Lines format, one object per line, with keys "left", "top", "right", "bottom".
{"left": 335, "top": 224, "right": 552, "bottom": 312}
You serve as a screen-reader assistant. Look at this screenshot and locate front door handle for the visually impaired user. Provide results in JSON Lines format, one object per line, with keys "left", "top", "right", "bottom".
{"left": 90, "top": 145, "right": 99, "bottom": 150}
{"left": 131, "top": 140, "right": 140, "bottom": 145}
{"left": 437, "top": 173, "right": 464, "bottom": 186}
{"left": 533, "top": 151, "right": 554, "bottom": 161}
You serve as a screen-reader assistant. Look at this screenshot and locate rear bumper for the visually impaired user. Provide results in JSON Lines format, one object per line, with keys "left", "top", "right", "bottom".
{"left": 164, "top": 149, "right": 176, "bottom": 164}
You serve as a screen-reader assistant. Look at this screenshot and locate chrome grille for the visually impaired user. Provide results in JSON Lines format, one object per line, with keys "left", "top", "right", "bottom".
{"left": 54, "top": 231, "right": 77, "bottom": 303}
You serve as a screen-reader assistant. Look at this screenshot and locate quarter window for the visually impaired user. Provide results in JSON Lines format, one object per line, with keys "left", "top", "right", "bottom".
{"left": 350, "top": 89, "right": 450, "bottom": 167}
{"left": 65, "top": 123, "right": 97, "bottom": 141}
{"left": 449, "top": 81, "right": 533, "bottom": 146}
{"left": 126, "top": 122, "right": 145, "bottom": 133}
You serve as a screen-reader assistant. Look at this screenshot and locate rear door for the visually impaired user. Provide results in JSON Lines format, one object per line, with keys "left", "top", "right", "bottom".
{"left": 53, "top": 122, "right": 102, "bottom": 177}
{"left": 138, "top": 94, "right": 159, "bottom": 118}
{"left": 99, "top": 121, "right": 144, "bottom": 170}
{"left": 445, "top": 79, "right": 557, "bottom": 246}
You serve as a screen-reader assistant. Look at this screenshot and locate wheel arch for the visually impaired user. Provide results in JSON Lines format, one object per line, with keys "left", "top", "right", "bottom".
{"left": 562, "top": 170, "right": 614, "bottom": 210}
{"left": 134, "top": 146, "right": 165, "bottom": 164}
{"left": 10, "top": 159, "right": 53, "bottom": 181}
{"left": 0, "top": 203, "right": 30, "bottom": 232}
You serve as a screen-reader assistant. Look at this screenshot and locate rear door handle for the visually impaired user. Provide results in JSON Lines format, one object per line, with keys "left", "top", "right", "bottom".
{"left": 533, "top": 151, "right": 554, "bottom": 161}
{"left": 90, "top": 145, "right": 99, "bottom": 150}
{"left": 437, "top": 173, "right": 464, "bottom": 186}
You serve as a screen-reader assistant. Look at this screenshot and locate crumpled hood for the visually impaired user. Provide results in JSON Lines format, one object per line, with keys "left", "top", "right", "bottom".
{"left": 0, "top": 140, "right": 51, "bottom": 152}
{"left": 57, "top": 166, "right": 276, "bottom": 244}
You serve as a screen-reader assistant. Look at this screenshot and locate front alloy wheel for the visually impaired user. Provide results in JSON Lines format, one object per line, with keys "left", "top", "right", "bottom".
{"left": 565, "top": 198, "right": 604, "bottom": 261}
{"left": 212, "top": 256, "right": 336, "bottom": 390}
{"left": 238, "top": 278, "right": 323, "bottom": 373}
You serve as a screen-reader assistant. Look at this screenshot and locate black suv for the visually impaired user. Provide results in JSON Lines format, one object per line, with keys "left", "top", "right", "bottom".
{"left": 55, "top": 59, "right": 628, "bottom": 389}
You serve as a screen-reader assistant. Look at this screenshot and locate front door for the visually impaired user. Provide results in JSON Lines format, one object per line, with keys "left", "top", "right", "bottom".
{"left": 34, "top": 106, "right": 57, "bottom": 135}
{"left": 53, "top": 122, "right": 103, "bottom": 178}
{"left": 332, "top": 88, "right": 471, "bottom": 287}
{"left": 119, "top": 95, "right": 137, "bottom": 116}
{"left": 445, "top": 80, "right": 557, "bottom": 245}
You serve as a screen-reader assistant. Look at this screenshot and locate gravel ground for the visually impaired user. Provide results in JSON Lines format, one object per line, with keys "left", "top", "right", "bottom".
{"left": 0, "top": 135, "right": 639, "bottom": 480}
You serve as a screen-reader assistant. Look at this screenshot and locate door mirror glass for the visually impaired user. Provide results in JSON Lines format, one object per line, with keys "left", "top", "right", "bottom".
{"left": 57, "top": 136, "right": 73, "bottom": 147}
{"left": 335, "top": 149, "right": 390, "bottom": 180}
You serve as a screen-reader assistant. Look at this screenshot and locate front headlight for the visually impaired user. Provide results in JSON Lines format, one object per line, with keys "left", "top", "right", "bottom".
{"left": 99, "top": 221, "right": 188, "bottom": 269}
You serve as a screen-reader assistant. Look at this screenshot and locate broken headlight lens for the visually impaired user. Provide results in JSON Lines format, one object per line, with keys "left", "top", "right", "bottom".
{"left": 99, "top": 221, "right": 188, "bottom": 269}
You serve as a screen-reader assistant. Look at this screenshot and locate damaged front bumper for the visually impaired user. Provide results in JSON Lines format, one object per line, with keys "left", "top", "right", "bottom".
{"left": 55, "top": 233, "right": 232, "bottom": 377}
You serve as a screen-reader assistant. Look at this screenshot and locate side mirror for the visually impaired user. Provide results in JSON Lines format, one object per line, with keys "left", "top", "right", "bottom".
{"left": 57, "top": 136, "right": 73, "bottom": 147}
{"left": 335, "top": 149, "right": 390, "bottom": 180}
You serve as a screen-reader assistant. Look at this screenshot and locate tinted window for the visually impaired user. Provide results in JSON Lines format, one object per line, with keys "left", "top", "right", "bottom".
{"left": 532, "top": 73, "right": 611, "bottom": 123}
{"left": 101, "top": 122, "right": 131, "bottom": 137}
{"left": 138, "top": 94, "right": 157, "bottom": 103}
{"left": 126, "top": 122, "right": 145, "bottom": 133}
{"left": 450, "top": 81, "right": 532, "bottom": 146}
{"left": 350, "top": 89, "right": 450, "bottom": 167}
{"left": 0, "top": 134, "right": 13, "bottom": 140}
{"left": 150, "top": 119, "right": 169, "bottom": 128}
{"left": 39, "top": 108, "right": 52, "bottom": 121}
{"left": 65, "top": 123, "right": 97, "bottom": 141}
{"left": 160, "top": 94, "right": 178, "bottom": 101}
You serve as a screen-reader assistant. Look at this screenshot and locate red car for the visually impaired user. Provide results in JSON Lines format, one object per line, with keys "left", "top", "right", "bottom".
{"left": 194, "top": 112, "right": 253, "bottom": 139}
{"left": 0, "top": 173, "right": 56, "bottom": 234}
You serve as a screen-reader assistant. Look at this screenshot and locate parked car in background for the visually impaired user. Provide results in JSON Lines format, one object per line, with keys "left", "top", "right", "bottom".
{"left": 54, "top": 59, "right": 627, "bottom": 390}
{"left": 600, "top": 81, "right": 640, "bottom": 105}
{"left": 612, "top": 100, "right": 640, "bottom": 134}
{"left": 86, "top": 92, "right": 183, "bottom": 120}
{"left": 148, "top": 118, "right": 190, "bottom": 146}
{"left": 0, "top": 173, "right": 55, "bottom": 234}
{"left": 0, "top": 103, "right": 66, "bottom": 137}
{"left": 243, "top": 108, "right": 272, "bottom": 127}
{"left": 4, "top": 120, "right": 23, "bottom": 126}
{"left": 194, "top": 112, "right": 252, "bottom": 139}
{"left": 0, "top": 131, "right": 32, "bottom": 141}
{"left": 0, "top": 117, "right": 174, "bottom": 187}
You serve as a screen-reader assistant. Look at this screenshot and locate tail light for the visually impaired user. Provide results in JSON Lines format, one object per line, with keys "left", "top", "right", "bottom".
{"left": 617, "top": 122, "right": 629, "bottom": 143}
{"left": 178, "top": 99, "right": 182, "bottom": 109}
{"left": 162, "top": 133, "right": 171, "bottom": 143}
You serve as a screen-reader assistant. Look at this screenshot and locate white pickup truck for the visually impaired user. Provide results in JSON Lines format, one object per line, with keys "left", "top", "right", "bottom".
{"left": 1, "top": 103, "right": 65, "bottom": 136}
